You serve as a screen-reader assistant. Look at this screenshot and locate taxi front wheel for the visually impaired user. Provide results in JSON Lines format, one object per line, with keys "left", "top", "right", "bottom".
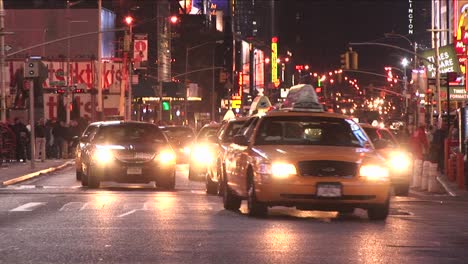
{"left": 247, "top": 174, "right": 268, "bottom": 217}
{"left": 223, "top": 178, "right": 241, "bottom": 211}
{"left": 367, "top": 200, "right": 389, "bottom": 221}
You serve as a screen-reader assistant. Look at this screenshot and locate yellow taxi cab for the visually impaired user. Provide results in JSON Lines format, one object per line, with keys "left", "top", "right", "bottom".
{"left": 360, "top": 123, "right": 411, "bottom": 196}
{"left": 222, "top": 103, "right": 391, "bottom": 220}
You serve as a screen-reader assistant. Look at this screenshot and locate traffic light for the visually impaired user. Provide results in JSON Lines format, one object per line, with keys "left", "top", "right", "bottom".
{"left": 340, "top": 52, "right": 350, "bottom": 70}
{"left": 162, "top": 101, "right": 170, "bottom": 111}
{"left": 24, "top": 60, "right": 39, "bottom": 78}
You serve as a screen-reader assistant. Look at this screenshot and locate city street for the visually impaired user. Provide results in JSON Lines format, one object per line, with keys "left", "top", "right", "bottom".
{"left": 0, "top": 164, "right": 467, "bottom": 263}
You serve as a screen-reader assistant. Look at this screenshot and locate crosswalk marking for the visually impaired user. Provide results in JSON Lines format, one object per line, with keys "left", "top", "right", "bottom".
{"left": 59, "top": 202, "right": 86, "bottom": 211}
{"left": 10, "top": 202, "right": 46, "bottom": 212}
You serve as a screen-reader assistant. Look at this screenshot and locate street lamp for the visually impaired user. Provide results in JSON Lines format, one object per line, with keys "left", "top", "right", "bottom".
{"left": 124, "top": 15, "right": 134, "bottom": 121}
{"left": 184, "top": 40, "right": 223, "bottom": 122}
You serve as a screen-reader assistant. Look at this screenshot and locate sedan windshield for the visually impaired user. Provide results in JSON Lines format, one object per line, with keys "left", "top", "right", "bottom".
{"left": 93, "top": 123, "right": 166, "bottom": 143}
{"left": 255, "top": 116, "right": 368, "bottom": 147}
{"left": 161, "top": 127, "right": 195, "bottom": 139}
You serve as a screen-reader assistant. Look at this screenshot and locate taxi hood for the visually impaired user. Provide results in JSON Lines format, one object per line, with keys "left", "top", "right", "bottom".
{"left": 251, "top": 145, "right": 379, "bottom": 164}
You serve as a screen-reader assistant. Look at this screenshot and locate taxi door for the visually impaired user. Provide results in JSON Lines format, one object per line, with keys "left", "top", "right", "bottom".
{"left": 231, "top": 117, "right": 259, "bottom": 196}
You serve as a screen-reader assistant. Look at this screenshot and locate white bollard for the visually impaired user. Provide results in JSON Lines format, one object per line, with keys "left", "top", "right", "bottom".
{"left": 412, "top": 159, "right": 423, "bottom": 189}
{"left": 428, "top": 162, "right": 440, "bottom": 193}
{"left": 421, "top": 161, "right": 431, "bottom": 191}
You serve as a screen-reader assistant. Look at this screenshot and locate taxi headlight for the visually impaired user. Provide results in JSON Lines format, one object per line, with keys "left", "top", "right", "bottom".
{"left": 159, "top": 150, "right": 176, "bottom": 164}
{"left": 359, "top": 164, "right": 389, "bottom": 180}
{"left": 258, "top": 162, "right": 297, "bottom": 179}
{"left": 388, "top": 151, "right": 411, "bottom": 172}
{"left": 191, "top": 145, "right": 214, "bottom": 164}
{"left": 92, "top": 148, "right": 114, "bottom": 164}
{"left": 183, "top": 146, "right": 191, "bottom": 155}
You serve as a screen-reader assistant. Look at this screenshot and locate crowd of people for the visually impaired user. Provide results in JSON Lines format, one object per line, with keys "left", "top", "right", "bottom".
{"left": 1, "top": 117, "right": 88, "bottom": 163}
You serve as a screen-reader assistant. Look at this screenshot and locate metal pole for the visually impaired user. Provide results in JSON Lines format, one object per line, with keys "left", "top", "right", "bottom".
{"left": 97, "top": 0, "right": 103, "bottom": 121}
{"left": 127, "top": 24, "right": 133, "bottom": 120}
{"left": 434, "top": 31, "right": 441, "bottom": 128}
{"left": 211, "top": 49, "right": 215, "bottom": 121}
{"left": 28, "top": 79, "right": 35, "bottom": 169}
{"left": 185, "top": 46, "right": 188, "bottom": 124}
{"left": 66, "top": 3, "right": 71, "bottom": 125}
{"left": 0, "top": 0, "right": 6, "bottom": 123}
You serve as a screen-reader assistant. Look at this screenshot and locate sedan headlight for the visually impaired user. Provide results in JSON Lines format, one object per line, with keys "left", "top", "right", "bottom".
{"left": 359, "top": 164, "right": 389, "bottom": 181}
{"left": 257, "top": 162, "right": 297, "bottom": 179}
{"left": 388, "top": 151, "right": 411, "bottom": 172}
{"left": 190, "top": 145, "right": 214, "bottom": 164}
{"left": 158, "top": 149, "right": 176, "bottom": 164}
{"left": 92, "top": 148, "right": 114, "bottom": 163}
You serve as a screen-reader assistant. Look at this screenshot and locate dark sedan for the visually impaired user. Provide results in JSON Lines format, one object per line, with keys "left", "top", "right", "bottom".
{"left": 80, "top": 121, "right": 177, "bottom": 189}
{"left": 159, "top": 125, "right": 195, "bottom": 164}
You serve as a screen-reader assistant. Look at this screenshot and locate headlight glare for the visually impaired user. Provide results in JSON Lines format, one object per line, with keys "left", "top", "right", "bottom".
{"left": 271, "top": 163, "right": 297, "bottom": 179}
{"left": 191, "top": 145, "right": 213, "bottom": 164}
{"left": 388, "top": 151, "right": 411, "bottom": 172}
{"left": 359, "top": 164, "right": 389, "bottom": 180}
{"left": 93, "top": 148, "right": 113, "bottom": 163}
{"left": 159, "top": 150, "right": 176, "bottom": 164}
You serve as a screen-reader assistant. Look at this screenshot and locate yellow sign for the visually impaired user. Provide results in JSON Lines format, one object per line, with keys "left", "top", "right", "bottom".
{"left": 271, "top": 37, "right": 278, "bottom": 83}
{"left": 231, "top": 99, "right": 241, "bottom": 109}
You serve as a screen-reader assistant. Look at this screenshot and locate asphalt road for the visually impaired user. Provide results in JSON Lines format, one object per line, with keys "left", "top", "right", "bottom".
{"left": 0, "top": 165, "right": 467, "bottom": 264}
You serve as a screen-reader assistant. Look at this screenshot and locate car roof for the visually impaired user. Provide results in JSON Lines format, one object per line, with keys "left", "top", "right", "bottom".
{"left": 263, "top": 109, "right": 351, "bottom": 119}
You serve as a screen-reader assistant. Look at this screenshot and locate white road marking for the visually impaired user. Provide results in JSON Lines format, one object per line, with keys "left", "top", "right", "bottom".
{"left": 117, "top": 209, "right": 137, "bottom": 218}
{"left": 10, "top": 202, "right": 46, "bottom": 212}
{"left": 59, "top": 202, "right": 85, "bottom": 211}
{"left": 79, "top": 203, "right": 90, "bottom": 211}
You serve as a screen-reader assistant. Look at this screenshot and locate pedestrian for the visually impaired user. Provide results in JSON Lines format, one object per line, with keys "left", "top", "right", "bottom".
{"left": 430, "top": 121, "right": 448, "bottom": 173}
{"left": 53, "top": 120, "right": 68, "bottom": 159}
{"left": 35, "top": 118, "right": 47, "bottom": 162}
{"left": 410, "top": 124, "right": 429, "bottom": 160}
{"left": 12, "top": 117, "right": 29, "bottom": 162}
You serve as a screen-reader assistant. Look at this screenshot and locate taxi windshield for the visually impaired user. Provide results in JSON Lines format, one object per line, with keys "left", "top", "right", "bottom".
{"left": 255, "top": 116, "right": 368, "bottom": 147}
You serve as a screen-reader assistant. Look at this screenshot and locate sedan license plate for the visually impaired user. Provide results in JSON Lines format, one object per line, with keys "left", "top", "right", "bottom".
{"left": 127, "top": 167, "right": 142, "bottom": 175}
{"left": 316, "top": 183, "right": 342, "bottom": 197}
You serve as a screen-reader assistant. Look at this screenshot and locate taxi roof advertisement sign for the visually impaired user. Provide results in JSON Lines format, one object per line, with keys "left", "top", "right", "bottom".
{"left": 421, "top": 45, "right": 461, "bottom": 78}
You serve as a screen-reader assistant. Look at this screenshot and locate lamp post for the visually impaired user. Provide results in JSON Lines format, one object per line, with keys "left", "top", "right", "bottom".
{"left": 184, "top": 40, "right": 223, "bottom": 122}
{"left": 124, "top": 16, "right": 133, "bottom": 121}
{"left": 401, "top": 58, "right": 409, "bottom": 124}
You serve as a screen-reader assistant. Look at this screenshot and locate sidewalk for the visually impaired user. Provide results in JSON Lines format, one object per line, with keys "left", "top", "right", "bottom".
{"left": 436, "top": 174, "right": 468, "bottom": 199}
{"left": 0, "top": 159, "right": 74, "bottom": 186}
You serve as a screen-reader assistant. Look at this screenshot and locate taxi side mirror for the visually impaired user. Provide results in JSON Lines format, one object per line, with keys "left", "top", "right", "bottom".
{"left": 79, "top": 135, "right": 89, "bottom": 143}
{"left": 233, "top": 135, "right": 248, "bottom": 145}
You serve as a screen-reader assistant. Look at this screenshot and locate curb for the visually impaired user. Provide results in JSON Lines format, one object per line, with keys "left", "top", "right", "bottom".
{"left": 436, "top": 176, "right": 457, "bottom": 197}
{"left": 1, "top": 161, "right": 74, "bottom": 186}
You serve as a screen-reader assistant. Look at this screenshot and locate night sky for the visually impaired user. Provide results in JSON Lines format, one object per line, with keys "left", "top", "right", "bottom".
{"left": 279, "top": 0, "right": 412, "bottom": 82}
{"left": 8, "top": 0, "right": 418, "bottom": 85}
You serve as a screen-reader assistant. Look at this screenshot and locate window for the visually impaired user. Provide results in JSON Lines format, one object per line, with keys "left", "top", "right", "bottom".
{"left": 255, "top": 116, "right": 367, "bottom": 147}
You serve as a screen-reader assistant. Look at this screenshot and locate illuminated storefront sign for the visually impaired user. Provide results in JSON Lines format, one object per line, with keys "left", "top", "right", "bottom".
{"left": 271, "top": 36, "right": 278, "bottom": 85}
{"left": 408, "top": 0, "right": 414, "bottom": 34}
{"left": 421, "top": 45, "right": 461, "bottom": 78}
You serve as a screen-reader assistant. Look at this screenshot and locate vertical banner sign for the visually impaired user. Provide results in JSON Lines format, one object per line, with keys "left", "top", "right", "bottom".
{"left": 408, "top": 0, "right": 414, "bottom": 35}
{"left": 133, "top": 34, "right": 148, "bottom": 70}
{"left": 271, "top": 37, "right": 278, "bottom": 86}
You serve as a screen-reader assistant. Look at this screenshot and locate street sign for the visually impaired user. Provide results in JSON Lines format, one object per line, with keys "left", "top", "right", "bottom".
{"left": 231, "top": 99, "right": 241, "bottom": 109}
{"left": 4, "top": 45, "right": 12, "bottom": 52}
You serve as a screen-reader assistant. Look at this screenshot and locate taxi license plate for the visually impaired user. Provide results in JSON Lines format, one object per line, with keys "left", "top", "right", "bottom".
{"left": 316, "top": 183, "right": 342, "bottom": 197}
{"left": 127, "top": 167, "right": 142, "bottom": 175}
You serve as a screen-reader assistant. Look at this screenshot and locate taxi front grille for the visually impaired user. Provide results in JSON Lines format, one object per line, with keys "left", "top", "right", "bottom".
{"left": 298, "top": 160, "right": 357, "bottom": 177}
{"left": 115, "top": 151, "right": 155, "bottom": 162}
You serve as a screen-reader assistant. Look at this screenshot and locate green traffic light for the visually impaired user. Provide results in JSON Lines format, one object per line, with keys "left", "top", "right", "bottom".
{"left": 162, "top": 101, "right": 170, "bottom": 111}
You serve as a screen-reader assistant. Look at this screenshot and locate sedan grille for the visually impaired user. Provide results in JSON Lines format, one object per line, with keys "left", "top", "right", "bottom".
{"left": 115, "top": 151, "right": 155, "bottom": 162}
{"left": 297, "top": 160, "right": 357, "bottom": 177}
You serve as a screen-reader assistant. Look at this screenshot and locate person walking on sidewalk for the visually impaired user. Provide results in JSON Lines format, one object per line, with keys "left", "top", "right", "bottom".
{"left": 53, "top": 121, "right": 68, "bottom": 159}
{"left": 34, "top": 118, "right": 46, "bottom": 162}
{"left": 430, "top": 121, "right": 448, "bottom": 173}
{"left": 12, "top": 117, "right": 29, "bottom": 162}
{"left": 411, "top": 124, "right": 429, "bottom": 160}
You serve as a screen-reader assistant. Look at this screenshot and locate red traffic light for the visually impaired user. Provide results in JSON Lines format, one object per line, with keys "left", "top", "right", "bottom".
{"left": 169, "top": 15, "right": 179, "bottom": 24}
{"left": 124, "top": 16, "right": 134, "bottom": 25}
